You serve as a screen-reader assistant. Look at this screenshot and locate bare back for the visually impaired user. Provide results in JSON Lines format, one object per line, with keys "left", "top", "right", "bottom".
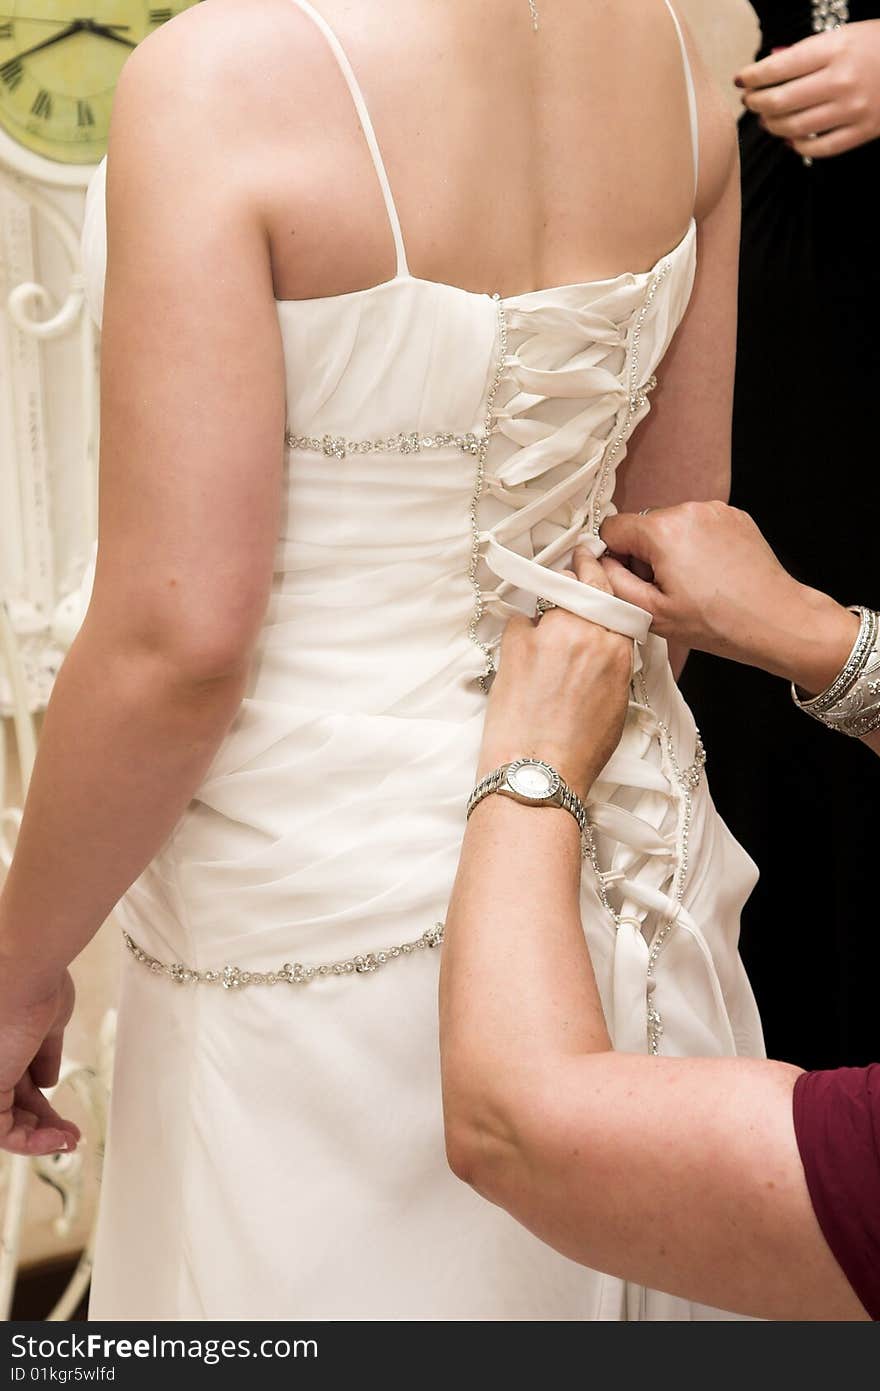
{"left": 164, "top": 0, "right": 729, "bottom": 301}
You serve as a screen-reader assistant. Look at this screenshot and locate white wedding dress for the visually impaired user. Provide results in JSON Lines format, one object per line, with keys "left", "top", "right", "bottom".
{"left": 81, "top": 0, "right": 764, "bottom": 1321}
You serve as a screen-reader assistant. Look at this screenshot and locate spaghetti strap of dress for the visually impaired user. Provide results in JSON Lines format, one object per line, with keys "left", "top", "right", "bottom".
{"left": 663, "top": 0, "right": 700, "bottom": 199}
{"left": 286, "top": 0, "right": 410, "bottom": 276}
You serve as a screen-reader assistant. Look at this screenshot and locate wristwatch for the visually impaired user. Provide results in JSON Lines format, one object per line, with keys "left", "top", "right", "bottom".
{"left": 466, "top": 758, "right": 588, "bottom": 839}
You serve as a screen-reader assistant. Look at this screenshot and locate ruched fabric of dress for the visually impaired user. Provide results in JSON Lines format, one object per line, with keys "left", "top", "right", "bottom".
{"left": 681, "top": 0, "right": 880, "bottom": 1071}
{"left": 79, "top": 0, "right": 763, "bottom": 1321}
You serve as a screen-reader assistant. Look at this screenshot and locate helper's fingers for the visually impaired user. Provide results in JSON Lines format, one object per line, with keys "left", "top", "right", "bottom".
{"left": 571, "top": 546, "right": 614, "bottom": 594}
{"left": 762, "top": 102, "right": 843, "bottom": 140}
{"left": 744, "top": 69, "right": 836, "bottom": 118}
{"left": 599, "top": 512, "right": 655, "bottom": 566}
{"left": 1, "top": 1116, "right": 76, "bottom": 1156}
{"left": 17, "top": 1073, "right": 80, "bottom": 1143}
{"left": 736, "top": 33, "right": 834, "bottom": 91}
{"left": 789, "top": 125, "right": 863, "bottom": 159}
{"left": 0, "top": 1093, "right": 74, "bottom": 1156}
{"left": 599, "top": 556, "right": 663, "bottom": 617}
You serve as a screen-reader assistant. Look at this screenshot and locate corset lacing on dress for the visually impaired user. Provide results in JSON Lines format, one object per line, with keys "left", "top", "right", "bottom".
{"left": 472, "top": 266, "right": 730, "bottom": 1055}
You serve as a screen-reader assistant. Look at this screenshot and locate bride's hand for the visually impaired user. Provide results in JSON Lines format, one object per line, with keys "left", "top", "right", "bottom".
{"left": 736, "top": 21, "right": 880, "bottom": 159}
{"left": 600, "top": 501, "right": 859, "bottom": 696}
{"left": 0, "top": 967, "right": 81, "bottom": 1156}
{"left": 478, "top": 548, "right": 632, "bottom": 800}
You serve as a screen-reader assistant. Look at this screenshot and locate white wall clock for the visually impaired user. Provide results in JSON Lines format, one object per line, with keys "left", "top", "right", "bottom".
{"left": 0, "top": 4, "right": 203, "bottom": 181}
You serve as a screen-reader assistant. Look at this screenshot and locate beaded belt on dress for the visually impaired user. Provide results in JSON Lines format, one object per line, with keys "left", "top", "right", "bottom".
{"left": 121, "top": 923, "right": 445, "bottom": 990}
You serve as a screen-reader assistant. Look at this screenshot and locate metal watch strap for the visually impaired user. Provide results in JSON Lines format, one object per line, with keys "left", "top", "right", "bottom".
{"left": 466, "top": 762, "right": 589, "bottom": 841}
{"left": 466, "top": 766, "right": 507, "bottom": 818}
{"left": 556, "top": 781, "right": 589, "bottom": 838}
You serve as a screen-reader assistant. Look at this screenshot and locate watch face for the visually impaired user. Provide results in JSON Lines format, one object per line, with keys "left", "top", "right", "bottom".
{"left": 507, "top": 760, "right": 559, "bottom": 800}
{"left": 0, "top": 3, "right": 202, "bottom": 165}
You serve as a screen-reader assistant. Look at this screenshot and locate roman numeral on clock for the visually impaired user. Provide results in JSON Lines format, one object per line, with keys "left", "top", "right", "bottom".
{"left": 149, "top": 8, "right": 173, "bottom": 22}
{"left": 31, "top": 88, "right": 52, "bottom": 118}
{"left": 0, "top": 21, "right": 14, "bottom": 40}
{"left": 0, "top": 55, "right": 22, "bottom": 90}
{"left": 77, "top": 99, "right": 95, "bottom": 127}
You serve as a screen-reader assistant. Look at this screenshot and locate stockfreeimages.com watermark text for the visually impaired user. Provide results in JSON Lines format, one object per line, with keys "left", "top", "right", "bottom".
{"left": 10, "top": 1333, "right": 316, "bottom": 1373}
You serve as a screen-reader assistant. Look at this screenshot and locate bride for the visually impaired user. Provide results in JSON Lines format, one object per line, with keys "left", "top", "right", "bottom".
{"left": 0, "top": 0, "right": 763, "bottom": 1320}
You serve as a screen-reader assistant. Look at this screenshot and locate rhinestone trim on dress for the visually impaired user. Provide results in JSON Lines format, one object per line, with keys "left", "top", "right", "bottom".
{"left": 285, "top": 429, "right": 488, "bottom": 460}
{"left": 467, "top": 294, "right": 510, "bottom": 692}
{"left": 590, "top": 259, "right": 669, "bottom": 534}
{"left": 122, "top": 923, "right": 444, "bottom": 989}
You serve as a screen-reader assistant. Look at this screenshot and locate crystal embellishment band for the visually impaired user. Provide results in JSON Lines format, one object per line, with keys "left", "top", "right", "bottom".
{"left": 122, "top": 924, "right": 445, "bottom": 989}
{"left": 285, "top": 429, "right": 489, "bottom": 460}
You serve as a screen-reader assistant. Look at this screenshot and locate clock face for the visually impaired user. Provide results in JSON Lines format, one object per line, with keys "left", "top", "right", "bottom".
{"left": 0, "top": 2, "right": 202, "bottom": 165}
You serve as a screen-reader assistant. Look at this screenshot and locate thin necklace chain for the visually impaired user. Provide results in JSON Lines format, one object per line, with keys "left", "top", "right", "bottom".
{"left": 528, "top": 0, "right": 539, "bottom": 31}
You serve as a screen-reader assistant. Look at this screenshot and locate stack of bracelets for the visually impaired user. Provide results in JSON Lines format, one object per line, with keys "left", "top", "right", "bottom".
{"left": 791, "top": 606, "right": 880, "bottom": 738}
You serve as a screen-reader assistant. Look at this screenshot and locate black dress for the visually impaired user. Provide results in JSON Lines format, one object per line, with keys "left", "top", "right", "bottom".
{"left": 680, "top": 1, "right": 880, "bottom": 1070}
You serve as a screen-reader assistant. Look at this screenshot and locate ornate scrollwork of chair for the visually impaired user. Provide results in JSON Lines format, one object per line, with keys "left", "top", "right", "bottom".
{"left": 1, "top": 151, "right": 110, "bottom": 1324}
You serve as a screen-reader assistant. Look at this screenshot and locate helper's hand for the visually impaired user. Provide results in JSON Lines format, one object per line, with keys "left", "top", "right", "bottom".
{"left": 600, "top": 501, "right": 859, "bottom": 695}
{"left": 0, "top": 967, "right": 81, "bottom": 1156}
{"left": 736, "top": 21, "right": 880, "bottom": 159}
{"left": 478, "top": 548, "right": 632, "bottom": 799}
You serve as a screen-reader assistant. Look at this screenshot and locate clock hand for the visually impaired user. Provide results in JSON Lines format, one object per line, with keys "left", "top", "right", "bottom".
{"left": 1, "top": 19, "right": 84, "bottom": 65}
{"left": 81, "top": 19, "right": 137, "bottom": 50}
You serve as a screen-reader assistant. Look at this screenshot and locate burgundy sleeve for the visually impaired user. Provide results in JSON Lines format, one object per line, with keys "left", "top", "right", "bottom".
{"left": 792, "top": 1064, "right": 880, "bottom": 1320}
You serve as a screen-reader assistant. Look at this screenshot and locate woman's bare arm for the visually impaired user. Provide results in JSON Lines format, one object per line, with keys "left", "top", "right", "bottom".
{"left": 439, "top": 553, "right": 868, "bottom": 1323}
{"left": 0, "top": 15, "right": 287, "bottom": 991}
{"left": 613, "top": 16, "right": 741, "bottom": 517}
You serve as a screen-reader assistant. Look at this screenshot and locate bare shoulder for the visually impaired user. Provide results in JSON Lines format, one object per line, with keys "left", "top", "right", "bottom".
{"left": 580, "top": 0, "right": 737, "bottom": 220}
{"left": 114, "top": 0, "right": 284, "bottom": 84}
{"left": 101, "top": 0, "right": 305, "bottom": 254}
{"left": 98, "top": 2, "right": 299, "bottom": 315}
{"left": 107, "top": 1, "right": 291, "bottom": 171}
